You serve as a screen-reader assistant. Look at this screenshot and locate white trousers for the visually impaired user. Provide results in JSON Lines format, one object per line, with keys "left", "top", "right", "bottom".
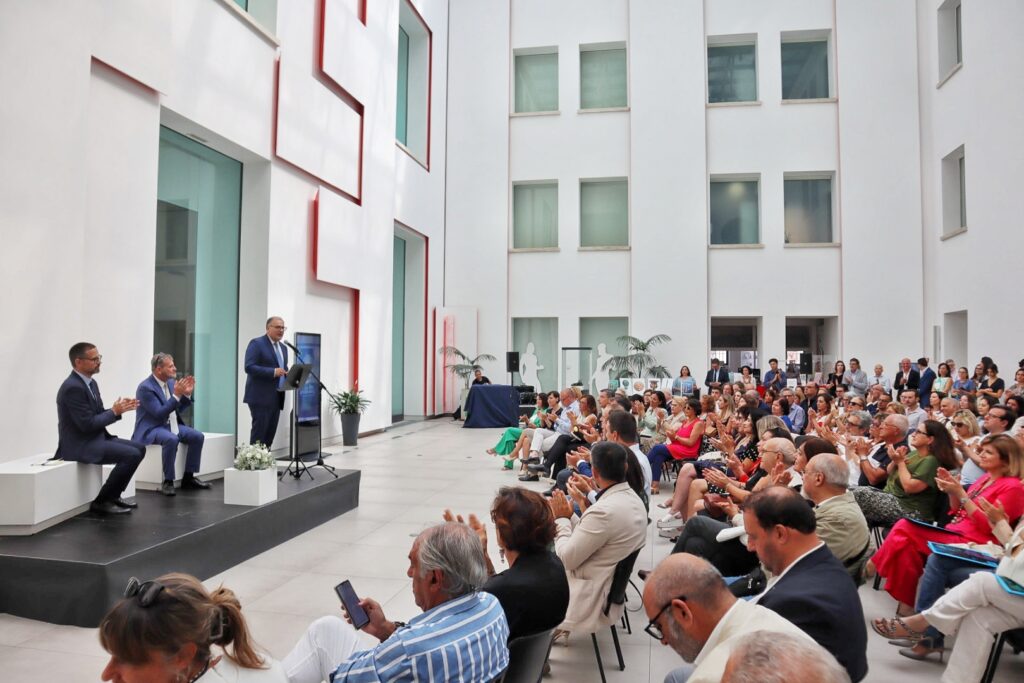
{"left": 530, "top": 428, "right": 560, "bottom": 454}
{"left": 282, "top": 616, "right": 363, "bottom": 683}
{"left": 921, "top": 572, "right": 1024, "bottom": 683}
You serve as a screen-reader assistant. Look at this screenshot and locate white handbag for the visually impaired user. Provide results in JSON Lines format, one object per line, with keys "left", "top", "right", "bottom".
{"left": 996, "top": 526, "right": 1024, "bottom": 586}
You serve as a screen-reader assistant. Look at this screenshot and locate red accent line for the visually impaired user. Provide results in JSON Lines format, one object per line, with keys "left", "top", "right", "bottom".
{"left": 90, "top": 57, "right": 160, "bottom": 95}
{"left": 431, "top": 308, "right": 437, "bottom": 415}
{"left": 358, "top": 0, "right": 367, "bottom": 25}
{"left": 311, "top": 191, "right": 320, "bottom": 276}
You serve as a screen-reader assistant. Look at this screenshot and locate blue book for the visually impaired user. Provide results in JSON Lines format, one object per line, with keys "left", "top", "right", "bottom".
{"left": 927, "top": 541, "right": 999, "bottom": 568}
{"left": 996, "top": 575, "right": 1024, "bottom": 597}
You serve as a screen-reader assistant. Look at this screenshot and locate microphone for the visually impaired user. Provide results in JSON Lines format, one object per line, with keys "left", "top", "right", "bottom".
{"left": 282, "top": 340, "right": 304, "bottom": 360}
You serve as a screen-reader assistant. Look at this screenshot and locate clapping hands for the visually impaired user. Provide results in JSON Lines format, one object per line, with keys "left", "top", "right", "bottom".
{"left": 442, "top": 509, "right": 488, "bottom": 552}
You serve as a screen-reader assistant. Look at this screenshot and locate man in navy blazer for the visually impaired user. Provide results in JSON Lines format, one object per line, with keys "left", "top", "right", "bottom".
{"left": 132, "top": 353, "right": 209, "bottom": 496}
{"left": 916, "top": 357, "right": 936, "bottom": 405}
{"left": 893, "top": 357, "right": 920, "bottom": 399}
{"left": 704, "top": 358, "right": 728, "bottom": 392}
{"left": 56, "top": 343, "right": 146, "bottom": 515}
{"left": 244, "top": 316, "right": 289, "bottom": 447}
{"left": 743, "top": 486, "right": 868, "bottom": 683}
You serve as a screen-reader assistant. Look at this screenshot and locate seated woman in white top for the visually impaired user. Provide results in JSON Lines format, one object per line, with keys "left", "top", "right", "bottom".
{"left": 99, "top": 573, "right": 286, "bottom": 683}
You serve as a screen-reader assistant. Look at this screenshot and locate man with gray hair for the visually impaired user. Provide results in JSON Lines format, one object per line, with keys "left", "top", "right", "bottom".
{"left": 284, "top": 522, "right": 509, "bottom": 683}
{"left": 642, "top": 553, "right": 810, "bottom": 683}
{"left": 803, "top": 453, "right": 871, "bottom": 581}
{"left": 721, "top": 630, "right": 851, "bottom": 683}
{"left": 132, "top": 352, "right": 208, "bottom": 496}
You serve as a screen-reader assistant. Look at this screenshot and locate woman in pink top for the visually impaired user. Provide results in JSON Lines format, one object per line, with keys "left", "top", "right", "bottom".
{"left": 646, "top": 399, "right": 704, "bottom": 494}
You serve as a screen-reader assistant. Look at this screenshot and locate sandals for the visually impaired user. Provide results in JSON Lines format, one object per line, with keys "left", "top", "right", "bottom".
{"left": 657, "top": 500, "right": 674, "bottom": 509}
{"left": 871, "top": 616, "right": 925, "bottom": 641}
{"left": 551, "top": 629, "right": 570, "bottom": 647}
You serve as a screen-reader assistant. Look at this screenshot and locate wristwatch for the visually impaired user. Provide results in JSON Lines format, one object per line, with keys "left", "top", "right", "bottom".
{"left": 859, "top": 456, "right": 869, "bottom": 462}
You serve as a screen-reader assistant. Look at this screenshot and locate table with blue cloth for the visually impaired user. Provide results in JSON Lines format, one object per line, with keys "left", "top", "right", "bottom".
{"left": 463, "top": 385, "right": 520, "bottom": 428}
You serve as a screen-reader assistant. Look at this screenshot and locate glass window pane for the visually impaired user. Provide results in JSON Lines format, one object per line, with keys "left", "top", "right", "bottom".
{"left": 580, "top": 317, "right": 628, "bottom": 392}
{"left": 513, "top": 183, "right": 558, "bottom": 248}
{"left": 513, "top": 318, "right": 558, "bottom": 394}
{"left": 515, "top": 52, "right": 558, "bottom": 113}
{"left": 784, "top": 178, "right": 833, "bottom": 243}
{"left": 710, "top": 180, "right": 759, "bottom": 245}
{"left": 955, "top": 4, "right": 962, "bottom": 64}
{"left": 580, "top": 180, "right": 628, "bottom": 247}
{"left": 396, "top": 26, "right": 410, "bottom": 144}
{"left": 707, "top": 45, "right": 756, "bottom": 103}
{"left": 781, "top": 41, "right": 829, "bottom": 100}
{"left": 392, "top": 236, "right": 406, "bottom": 419}
{"left": 580, "top": 48, "right": 627, "bottom": 109}
{"left": 958, "top": 156, "right": 967, "bottom": 228}
{"left": 156, "top": 127, "right": 241, "bottom": 435}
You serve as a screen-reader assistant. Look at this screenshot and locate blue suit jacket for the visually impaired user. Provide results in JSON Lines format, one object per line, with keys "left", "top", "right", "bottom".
{"left": 132, "top": 376, "right": 194, "bottom": 443}
{"left": 758, "top": 545, "right": 869, "bottom": 682}
{"left": 244, "top": 335, "right": 288, "bottom": 410}
{"left": 918, "top": 367, "right": 937, "bottom": 403}
{"left": 55, "top": 372, "right": 122, "bottom": 463}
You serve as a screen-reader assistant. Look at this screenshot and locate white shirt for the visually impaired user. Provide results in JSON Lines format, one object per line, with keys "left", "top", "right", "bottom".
{"left": 629, "top": 442, "right": 652, "bottom": 494}
{"left": 155, "top": 375, "right": 180, "bottom": 434}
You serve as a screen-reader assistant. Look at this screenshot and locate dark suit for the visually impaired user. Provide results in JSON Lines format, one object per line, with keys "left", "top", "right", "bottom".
{"left": 894, "top": 368, "right": 919, "bottom": 397}
{"left": 918, "top": 366, "right": 936, "bottom": 404}
{"left": 704, "top": 367, "right": 728, "bottom": 390}
{"left": 132, "top": 376, "right": 205, "bottom": 482}
{"left": 758, "top": 545, "right": 869, "bottom": 682}
{"left": 55, "top": 372, "right": 145, "bottom": 503}
{"left": 244, "top": 335, "right": 288, "bottom": 446}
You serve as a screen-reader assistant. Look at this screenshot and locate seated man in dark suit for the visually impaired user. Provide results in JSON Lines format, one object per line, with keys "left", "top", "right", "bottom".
{"left": 132, "top": 353, "right": 209, "bottom": 497}
{"left": 742, "top": 486, "right": 868, "bottom": 682}
{"left": 56, "top": 342, "right": 146, "bottom": 515}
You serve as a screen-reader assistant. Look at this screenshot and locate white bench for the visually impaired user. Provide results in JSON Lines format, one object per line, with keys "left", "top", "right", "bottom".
{"left": 0, "top": 456, "right": 135, "bottom": 535}
{"left": 133, "top": 432, "right": 235, "bottom": 490}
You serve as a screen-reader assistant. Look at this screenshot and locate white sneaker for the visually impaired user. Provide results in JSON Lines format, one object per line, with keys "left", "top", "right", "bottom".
{"left": 656, "top": 511, "right": 683, "bottom": 529}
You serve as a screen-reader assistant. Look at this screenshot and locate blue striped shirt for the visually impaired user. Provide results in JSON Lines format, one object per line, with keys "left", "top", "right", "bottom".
{"left": 332, "top": 591, "right": 509, "bottom": 682}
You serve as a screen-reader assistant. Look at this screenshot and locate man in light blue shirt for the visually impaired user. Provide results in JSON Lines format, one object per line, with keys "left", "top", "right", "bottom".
{"left": 283, "top": 523, "right": 509, "bottom": 683}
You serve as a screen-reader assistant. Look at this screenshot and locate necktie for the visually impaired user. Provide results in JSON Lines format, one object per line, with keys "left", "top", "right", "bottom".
{"left": 275, "top": 343, "right": 285, "bottom": 388}
{"left": 162, "top": 382, "right": 179, "bottom": 435}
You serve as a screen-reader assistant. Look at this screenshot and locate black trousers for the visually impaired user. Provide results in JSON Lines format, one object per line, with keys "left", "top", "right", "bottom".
{"left": 249, "top": 406, "right": 282, "bottom": 448}
{"left": 89, "top": 438, "right": 146, "bottom": 502}
{"left": 672, "top": 515, "right": 759, "bottom": 577}
{"left": 541, "top": 435, "right": 585, "bottom": 477}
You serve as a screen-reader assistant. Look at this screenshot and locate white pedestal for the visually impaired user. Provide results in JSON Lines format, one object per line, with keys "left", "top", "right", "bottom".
{"left": 223, "top": 468, "right": 278, "bottom": 506}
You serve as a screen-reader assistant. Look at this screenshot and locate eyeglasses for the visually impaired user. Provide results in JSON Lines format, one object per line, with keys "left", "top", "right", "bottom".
{"left": 849, "top": 402, "right": 864, "bottom": 408}
{"left": 124, "top": 576, "right": 165, "bottom": 607}
{"left": 915, "top": 429, "right": 929, "bottom": 436}
{"left": 644, "top": 595, "right": 687, "bottom": 640}
{"left": 82, "top": 355, "right": 102, "bottom": 362}
{"left": 952, "top": 421, "right": 967, "bottom": 427}
{"left": 846, "top": 420, "right": 862, "bottom": 428}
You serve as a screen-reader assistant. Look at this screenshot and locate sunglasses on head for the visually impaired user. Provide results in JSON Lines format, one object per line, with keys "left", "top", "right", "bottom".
{"left": 123, "top": 576, "right": 166, "bottom": 607}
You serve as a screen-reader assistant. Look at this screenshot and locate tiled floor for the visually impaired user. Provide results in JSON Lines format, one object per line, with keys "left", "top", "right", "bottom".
{"left": 2, "top": 419, "right": 1023, "bottom": 682}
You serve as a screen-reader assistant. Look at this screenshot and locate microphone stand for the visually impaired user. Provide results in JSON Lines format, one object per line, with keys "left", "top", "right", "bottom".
{"left": 284, "top": 342, "right": 338, "bottom": 478}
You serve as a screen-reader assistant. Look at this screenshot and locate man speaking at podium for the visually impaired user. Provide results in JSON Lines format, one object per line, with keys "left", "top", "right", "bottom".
{"left": 132, "top": 353, "right": 209, "bottom": 497}
{"left": 244, "top": 316, "right": 289, "bottom": 448}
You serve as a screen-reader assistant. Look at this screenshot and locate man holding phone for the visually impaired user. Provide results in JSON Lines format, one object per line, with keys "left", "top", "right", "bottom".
{"left": 283, "top": 523, "right": 509, "bottom": 683}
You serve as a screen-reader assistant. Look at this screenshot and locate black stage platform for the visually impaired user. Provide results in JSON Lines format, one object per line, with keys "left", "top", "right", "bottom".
{"left": 0, "top": 469, "right": 360, "bottom": 627}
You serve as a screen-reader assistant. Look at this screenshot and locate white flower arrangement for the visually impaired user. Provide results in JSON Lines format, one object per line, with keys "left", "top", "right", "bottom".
{"left": 234, "top": 443, "right": 276, "bottom": 471}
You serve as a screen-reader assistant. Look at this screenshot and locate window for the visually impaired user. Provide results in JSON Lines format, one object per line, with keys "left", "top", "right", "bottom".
{"left": 580, "top": 317, "right": 629, "bottom": 391}
{"left": 937, "top": 0, "right": 963, "bottom": 79}
{"left": 155, "top": 127, "right": 241, "bottom": 434}
{"left": 709, "top": 177, "right": 759, "bottom": 245}
{"left": 513, "top": 182, "right": 558, "bottom": 249}
{"left": 707, "top": 39, "right": 757, "bottom": 103}
{"left": 784, "top": 175, "right": 833, "bottom": 244}
{"left": 781, "top": 37, "right": 830, "bottom": 100}
{"left": 941, "top": 146, "right": 967, "bottom": 236}
{"left": 580, "top": 45, "right": 627, "bottom": 109}
{"left": 514, "top": 50, "right": 558, "bottom": 113}
{"left": 512, "top": 318, "right": 558, "bottom": 394}
{"left": 396, "top": 0, "right": 430, "bottom": 164}
{"left": 580, "top": 179, "right": 628, "bottom": 248}
{"left": 710, "top": 350, "right": 729, "bottom": 365}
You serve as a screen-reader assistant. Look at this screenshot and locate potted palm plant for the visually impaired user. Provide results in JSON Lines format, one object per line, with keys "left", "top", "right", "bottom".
{"left": 330, "top": 388, "right": 371, "bottom": 446}
{"left": 439, "top": 346, "right": 496, "bottom": 416}
{"left": 602, "top": 334, "right": 673, "bottom": 378}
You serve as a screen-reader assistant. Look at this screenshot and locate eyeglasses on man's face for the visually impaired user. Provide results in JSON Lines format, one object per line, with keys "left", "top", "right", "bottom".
{"left": 644, "top": 595, "right": 687, "bottom": 640}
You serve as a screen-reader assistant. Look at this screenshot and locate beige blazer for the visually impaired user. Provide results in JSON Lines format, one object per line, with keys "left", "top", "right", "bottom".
{"left": 554, "top": 481, "right": 647, "bottom": 633}
{"left": 689, "top": 598, "right": 812, "bottom": 683}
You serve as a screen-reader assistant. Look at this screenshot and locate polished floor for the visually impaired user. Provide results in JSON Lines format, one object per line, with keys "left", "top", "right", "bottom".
{"left": 1, "top": 419, "right": 1022, "bottom": 682}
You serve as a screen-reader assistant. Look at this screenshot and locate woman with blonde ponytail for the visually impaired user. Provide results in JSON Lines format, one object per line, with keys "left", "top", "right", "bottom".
{"left": 99, "top": 572, "right": 286, "bottom": 682}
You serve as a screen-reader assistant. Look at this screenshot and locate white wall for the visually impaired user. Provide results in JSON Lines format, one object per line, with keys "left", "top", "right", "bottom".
{"left": 0, "top": 0, "right": 448, "bottom": 462}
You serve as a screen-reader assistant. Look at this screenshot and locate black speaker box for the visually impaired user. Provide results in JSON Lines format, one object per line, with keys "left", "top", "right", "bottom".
{"left": 506, "top": 351, "right": 520, "bottom": 373}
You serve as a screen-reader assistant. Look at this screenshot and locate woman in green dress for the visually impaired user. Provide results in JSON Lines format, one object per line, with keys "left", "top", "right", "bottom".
{"left": 488, "top": 394, "right": 547, "bottom": 468}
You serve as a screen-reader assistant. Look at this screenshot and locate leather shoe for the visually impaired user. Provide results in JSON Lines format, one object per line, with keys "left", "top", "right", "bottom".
{"left": 527, "top": 464, "right": 546, "bottom": 473}
{"left": 518, "top": 473, "right": 539, "bottom": 482}
{"left": 181, "top": 475, "right": 211, "bottom": 490}
{"left": 90, "top": 500, "right": 130, "bottom": 515}
{"left": 161, "top": 480, "right": 176, "bottom": 496}
{"left": 113, "top": 497, "right": 137, "bottom": 509}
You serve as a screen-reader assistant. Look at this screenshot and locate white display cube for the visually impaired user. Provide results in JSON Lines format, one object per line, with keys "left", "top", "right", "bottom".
{"left": 223, "top": 468, "right": 278, "bottom": 506}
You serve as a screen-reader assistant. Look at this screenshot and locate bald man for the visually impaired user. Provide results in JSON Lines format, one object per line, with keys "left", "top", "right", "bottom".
{"left": 642, "top": 553, "right": 808, "bottom": 683}
{"left": 721, "top": 630, "right": 850, "bottom": 683}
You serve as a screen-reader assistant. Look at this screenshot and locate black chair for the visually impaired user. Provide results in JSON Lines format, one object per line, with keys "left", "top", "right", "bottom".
{"left": 981, "top": 628, "right": 1024, "bottom": 683}
{"left": 494, "top": 628, "right": 555, "bottom": 683}
{"left": 869, "top": 524, "right": 888, "bottom": 590}
{"left": 591, "top": 548, "right": 643, "bottom": 683}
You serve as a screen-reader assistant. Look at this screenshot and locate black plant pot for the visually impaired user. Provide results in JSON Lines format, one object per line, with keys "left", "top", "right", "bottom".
{"left": 341, "top": 413, "right": 360, "bottom": 446}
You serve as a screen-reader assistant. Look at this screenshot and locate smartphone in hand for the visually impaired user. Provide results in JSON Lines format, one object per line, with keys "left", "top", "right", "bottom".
{"left": 334, "top": 580, "right": 370, "bottom": 630}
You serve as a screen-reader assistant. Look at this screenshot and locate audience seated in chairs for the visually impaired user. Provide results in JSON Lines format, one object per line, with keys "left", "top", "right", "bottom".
{"left": 802, "top": 453, "right": 872, "bottom": 582}
{"left": 283, "top": 523, "right": 508, "bottom": 683}
{"left": 99, "top": 572, "right": 287, "bottom": 682}
{"left": 720, "top": 630, "right": 851, "bottom": 683}
{"left": 642, "top": 553, "right": 811, "bottom": 683}
{"left": 488, "top": 393, "right": 547, "bottom": 469}
{"left": 547, "top": 441, "right": 647, "bottom": 645}
{"left": 443, "top": 487, "right": 569, "bottom": 642}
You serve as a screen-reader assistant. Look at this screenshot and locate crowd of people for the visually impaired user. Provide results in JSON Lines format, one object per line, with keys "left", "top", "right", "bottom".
{"left": 95, "top": 353, "right": 1024, "bottom": 683}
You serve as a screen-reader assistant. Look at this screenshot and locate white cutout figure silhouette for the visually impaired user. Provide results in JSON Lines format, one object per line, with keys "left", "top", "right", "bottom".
{"left": 591, "top": 343, "right": 612, "bottom": 393}
{"left": 520, "top": 342, "right": 544, "bottom": 393}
